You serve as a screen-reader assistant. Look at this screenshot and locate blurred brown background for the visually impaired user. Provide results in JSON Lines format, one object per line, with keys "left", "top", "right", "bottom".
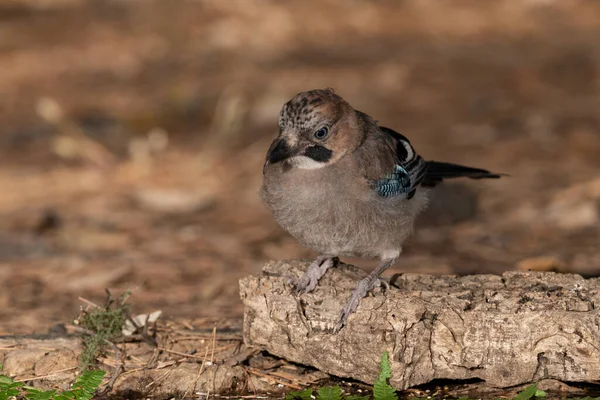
{"left": 1, "top": 0, "right": 600, "bottom": 334}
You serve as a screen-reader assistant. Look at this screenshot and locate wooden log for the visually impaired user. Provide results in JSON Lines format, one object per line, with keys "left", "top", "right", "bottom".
{"left": 239, "top": 260, "right": 600, "bottom": 389}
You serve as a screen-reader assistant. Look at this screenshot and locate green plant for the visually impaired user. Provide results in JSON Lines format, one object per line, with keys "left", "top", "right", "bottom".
{"left": 0, "top": 365, "right": 24, "bottom": 400}
{"left": 373, "top": 352, "right": 397, "bottom": 400}
{"left": 318, "top": 385, "right": 343, "bottom": 400}
{"left": 514, "top": 384, "right": 546, "bottom": 400}
{"left": 76, "top": 291, "right": 130, "bottom": 369}
{"left": 0, "top": 363, "right": 106, "bottom": 400}
{"left": 286, "top": 387, "right": 313, "bottom": 400}
{"left": 284, "top": 353, "right": 600, "bottom": 400}
{"left": 285, "top": 352, "right": 398, "bottom": 400}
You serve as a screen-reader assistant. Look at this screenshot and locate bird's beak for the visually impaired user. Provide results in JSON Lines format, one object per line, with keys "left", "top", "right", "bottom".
{"left": 265, "top": 138, "right": 305, "bottom": 166}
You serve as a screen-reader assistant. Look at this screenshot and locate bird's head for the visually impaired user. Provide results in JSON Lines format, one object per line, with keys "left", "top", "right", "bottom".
{"left": 264, "top": 88, "right": 366, "bottom": 171}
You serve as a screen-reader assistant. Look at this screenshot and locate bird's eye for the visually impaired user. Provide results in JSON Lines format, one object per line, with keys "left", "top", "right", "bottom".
{"left": 314, "top": 127, "right": 329, "bottom": 139}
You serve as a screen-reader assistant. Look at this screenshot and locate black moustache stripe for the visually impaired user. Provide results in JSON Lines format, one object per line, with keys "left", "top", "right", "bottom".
{"left": 304, "top": 145, "right": 333, "bottom": 162}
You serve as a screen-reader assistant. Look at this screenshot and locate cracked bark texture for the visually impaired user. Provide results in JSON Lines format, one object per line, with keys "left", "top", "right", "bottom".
{"left": 239, "top": 260, "right": 600, "bottom": 389}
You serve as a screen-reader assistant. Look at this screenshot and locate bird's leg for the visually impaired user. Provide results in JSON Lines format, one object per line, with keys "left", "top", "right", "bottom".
{"left": 293, "top": 254, "right": 336, "bottom": 294}
{"left": 336, "top": 256, "right": 398, "bottom": 332}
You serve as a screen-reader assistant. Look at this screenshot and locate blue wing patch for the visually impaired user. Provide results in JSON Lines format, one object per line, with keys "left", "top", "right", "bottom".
{"left": 375, "top": 165, "right": 414, "bottom": 198}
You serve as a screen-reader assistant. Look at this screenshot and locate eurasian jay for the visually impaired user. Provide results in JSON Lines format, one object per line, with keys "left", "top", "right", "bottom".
{"left": 261, "top": 88, "right": 502, "bottom": 331}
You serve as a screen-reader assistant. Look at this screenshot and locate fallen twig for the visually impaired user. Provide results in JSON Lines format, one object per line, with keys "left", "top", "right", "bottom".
{"left": 98, "top": 338, "right": 121, "bottom": 394}
{"left": 14, "top": 366, "right": 78, "bottom": 382}
{"left": 244, "top": 367, "right": 303, "bottom": 390}
{"left": 181, "top": 329, "right": 212, "bottom": 399}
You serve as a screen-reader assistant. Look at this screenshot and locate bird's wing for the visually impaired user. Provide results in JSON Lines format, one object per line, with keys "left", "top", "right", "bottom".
{"left": 360, "top": 125, "right": 503, "bottom": 199}
{"left": 373, "top": 127, "right": 428, "bottom": 199}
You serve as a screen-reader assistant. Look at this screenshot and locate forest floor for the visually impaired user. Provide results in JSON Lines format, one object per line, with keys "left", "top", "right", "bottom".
{"left": 0, "top": 3, "right": 600, "bottom": 393}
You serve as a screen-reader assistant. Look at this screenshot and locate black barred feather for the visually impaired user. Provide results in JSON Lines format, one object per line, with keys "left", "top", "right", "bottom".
{"left": 376, "top": 126, "right": 502, "bottom": 198}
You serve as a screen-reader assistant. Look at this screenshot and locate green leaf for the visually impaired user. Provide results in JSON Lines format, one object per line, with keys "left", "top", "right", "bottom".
{"left": 285, "top": 387, "right": 313, "bottom": 400}
{"left": 53, "top": 392, "right": 78, "bottom": 400}
{"left": 73, "top": 369, "right": 106, "bottom": 390}
{"left": 0, "top": 375, "right": 14, "bottom": 385}
{"left": 0, "top": 390, "right": 19, "bottom": 400}
{"left": 0, "top": 381, "right": 22, "bottom": 390}
{"left": 376, "top": 352, "right": 392, "bottom": 383}
{"left": 515, "top": 384, "right": 538, "bottom": 400}
{"left": 534, "top": 389, "right": 546, "bottom": 398}
{"left": 71, "top": 369, "right": 106, "bottom": 399}
{"left": 26, "top": 388, "right": 58, "bottom": 400}
{"left": 345, "top": 395, "right": 370, "bottom": 400}
{"left": 373, "top": 352, "right": 397, "bottom": 400}
{"left": 317, "top": 386, "right": 342, "bottom": 400}
{"left": 0, "top": 380, "right": 22, "bottom": 400}
{"left": 0, "top": 369, "right": 107, "bottom": 400}
{"left": 373, "top": 382, "right": 398, "bottom": 400}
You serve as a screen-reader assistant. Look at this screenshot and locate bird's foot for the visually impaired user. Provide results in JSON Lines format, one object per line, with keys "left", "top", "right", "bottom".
{"left": 371, "top": 276, "right": 390, "bottom": 292}
{"left": 293, "top": 256, "right": 335, "bottom": 294}
{"left": 335, "top": 276, "right": 389, "bottom": 332}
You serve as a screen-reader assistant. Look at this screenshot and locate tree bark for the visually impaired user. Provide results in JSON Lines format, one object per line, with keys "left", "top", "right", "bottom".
{"left": 239, "top": 260, "right": 600, "bottom": 389}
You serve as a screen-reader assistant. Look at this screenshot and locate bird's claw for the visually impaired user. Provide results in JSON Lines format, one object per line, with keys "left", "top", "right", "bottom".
{"left": 292, "top": 257, "right": 334, "bottom": 295}
{"left": 294, "top": 271, "right": 320, "bottom": 294}
{"left": 335, "top": 277, "right": 370, "bottom": 332}
{"left": 334, "top": 276, "right": 390, "bottom": 332}
{"left": 370, "top": 276, "right": 390, "bottom": 292}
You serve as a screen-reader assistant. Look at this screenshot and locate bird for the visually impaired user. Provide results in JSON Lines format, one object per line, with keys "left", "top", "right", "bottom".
{"left": 261, "top": 88, "right": 503, "bottom": 331}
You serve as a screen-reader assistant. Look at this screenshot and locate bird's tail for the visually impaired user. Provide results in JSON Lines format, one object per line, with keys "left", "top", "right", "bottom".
{"left": 422, "top": 161, "right": 504, "bottom": 187}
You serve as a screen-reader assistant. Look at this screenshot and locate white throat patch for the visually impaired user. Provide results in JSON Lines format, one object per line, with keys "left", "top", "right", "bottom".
{"left": 287, "top": 156, "right": 327, "bottom": 170}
